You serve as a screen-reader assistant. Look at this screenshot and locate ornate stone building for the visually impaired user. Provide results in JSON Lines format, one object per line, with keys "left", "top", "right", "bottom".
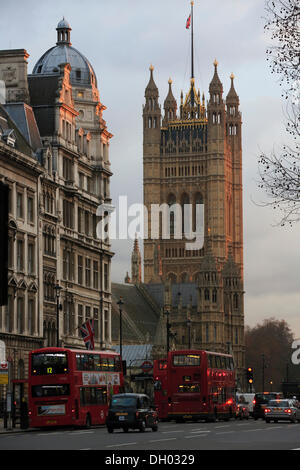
{"left": 142, "top": 61, "right": 245, "bottom": 384}
{"left": 0, "top": 19, "right": 114, "bottom": 392}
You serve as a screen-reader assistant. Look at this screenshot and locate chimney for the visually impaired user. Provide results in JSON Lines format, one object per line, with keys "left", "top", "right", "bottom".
{"left": 0, "top": 49, "right": 30, "bottom": 104}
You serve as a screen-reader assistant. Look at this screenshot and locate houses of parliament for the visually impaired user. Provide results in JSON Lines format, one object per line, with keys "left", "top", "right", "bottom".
{"left": 126, "top": 53, "right": 245, "bottom": 382}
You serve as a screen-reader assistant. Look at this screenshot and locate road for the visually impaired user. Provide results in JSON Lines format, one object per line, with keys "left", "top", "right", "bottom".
{"left": 1, "top": 418, "right": 300, "bottom": 451}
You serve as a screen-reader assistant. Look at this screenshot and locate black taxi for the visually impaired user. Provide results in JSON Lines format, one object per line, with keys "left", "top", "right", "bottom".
{"left": 106, "top": 393, "right": 158, "bottom": 433}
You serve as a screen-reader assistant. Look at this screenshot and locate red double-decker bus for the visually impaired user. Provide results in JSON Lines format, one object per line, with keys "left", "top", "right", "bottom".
{"left": 154, "top": 350, "right": 236, "bottom": 422}
{"left": 28, "top": 347, "right": 124, "bottom": 428}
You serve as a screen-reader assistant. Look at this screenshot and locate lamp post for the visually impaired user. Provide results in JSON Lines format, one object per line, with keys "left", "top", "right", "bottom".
{"left": 165, "top": 309, "right": 170, "bottom": 353}
{"left": 186, "top": 317, "right": 191, "bottom": 349}
{"left": 117, "top": 297, "right": 124, "bottom": 359}
{"left": 54, "top": 281, "right": 62, "bottom": 347}
{"left": 262, "top": 353, "right": 265, "bottom": 393}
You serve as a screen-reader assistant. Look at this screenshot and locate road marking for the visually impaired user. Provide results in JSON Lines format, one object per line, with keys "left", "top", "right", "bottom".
{"left": 242, "top": 428, "right": 264, "bottom": 432}
{"left": 215, "top": 425, "right": 230, "bottom": 429}
{"left": 149, "top": 438, "right": 177, "bottom": 443}
{"left": 106, "top": 442, "right": 137, "bottom": 448}
{"left": 72, "top": 431, "right": 94, "bottom": 435}
{"left": 162, "top": 430, "right": 183, "bottom": 434}
{"left": 264, "top": 426, "right": 283, "bottom": 430}
{"left": 185, "top": 434, "right": 208, "bottom": 439}
{"left": 190, "top": 430, "right": 211, "bottom": 434}
{"left": 215, "top": 431, "right": 235, "bottom": 435}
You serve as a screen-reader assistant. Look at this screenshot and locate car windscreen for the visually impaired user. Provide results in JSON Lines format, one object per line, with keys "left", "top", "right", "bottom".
{"left": 110, "top": 396, "right": 137, "bottom": 408}
{"left": 255, "top": 394, "right": 278, "bottom": 403}
{"left": 269, "top": 400, "right": 290, "bottom": 407}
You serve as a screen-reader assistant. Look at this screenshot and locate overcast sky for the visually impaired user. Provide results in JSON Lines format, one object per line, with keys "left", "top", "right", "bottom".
{"left": 1, "top": 0, "right": 300, "bottom": 336}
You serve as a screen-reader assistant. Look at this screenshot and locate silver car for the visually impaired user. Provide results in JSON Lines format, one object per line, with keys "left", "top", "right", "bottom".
{"left": 264, "top": 399, "right": 300, "bottom": 423}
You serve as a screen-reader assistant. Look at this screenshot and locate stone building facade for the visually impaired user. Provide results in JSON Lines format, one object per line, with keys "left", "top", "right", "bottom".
{"left": 0, "top": 19, "right": 113, "bottom": 392}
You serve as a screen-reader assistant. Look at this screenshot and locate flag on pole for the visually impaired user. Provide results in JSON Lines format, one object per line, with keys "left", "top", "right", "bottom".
{"left": 80, "top": 319, "right": 95, "bottom": 350}
{"left": 186, "top": 14, "right": 191, "bottom": 29}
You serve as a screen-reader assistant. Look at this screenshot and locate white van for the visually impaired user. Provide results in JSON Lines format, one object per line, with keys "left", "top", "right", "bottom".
{"left": 236, "top": 393, "right": 255, "bottom": 415}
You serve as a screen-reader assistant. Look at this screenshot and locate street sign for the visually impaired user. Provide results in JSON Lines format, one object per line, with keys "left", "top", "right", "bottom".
{"left": 141, "top": 360, "right": 153, "bottom": 372}
{"left": 0, "top": 340, "right": 5, "bottom": 363}
{"left": 0, "top": 361, "right": 8, "bottom": 384}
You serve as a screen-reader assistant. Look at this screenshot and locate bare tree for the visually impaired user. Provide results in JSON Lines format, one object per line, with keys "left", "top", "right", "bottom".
{"left": 258, "top": 0, "right": 300, "bottom": 225}
{"left": 245, "top": 318, "right": 297, "bottom": 391}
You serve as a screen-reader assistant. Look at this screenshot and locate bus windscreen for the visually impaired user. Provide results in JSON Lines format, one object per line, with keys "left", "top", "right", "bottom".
{"left": 31, "top": 352, "right": 68, "bottom": 375}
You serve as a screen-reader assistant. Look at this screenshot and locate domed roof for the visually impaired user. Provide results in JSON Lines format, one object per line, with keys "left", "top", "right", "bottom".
{"left": 57, "top": 17, "right": 71, "bottom": 30}
{"left": 32, "top": 19, "right": 98, "bottom": 88}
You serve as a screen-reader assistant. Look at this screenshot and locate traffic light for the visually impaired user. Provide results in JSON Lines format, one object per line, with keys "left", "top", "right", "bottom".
{"left": 0, "top": 182, "right": 8, "bottom": 306}
{"left": 246, "top": 367, "right": 254, "bottom": 384}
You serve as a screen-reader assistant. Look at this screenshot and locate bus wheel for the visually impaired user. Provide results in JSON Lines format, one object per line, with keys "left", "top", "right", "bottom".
{"left": 85, "top": 414, "right": 91, "bottom": 429}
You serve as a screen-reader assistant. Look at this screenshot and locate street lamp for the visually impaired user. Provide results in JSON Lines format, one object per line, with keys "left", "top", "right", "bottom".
{"left": 54, "top": 281, "right": 62, "bottom": 347}
{"left": 117, "top": 297, "right": 124, "bottom": 359}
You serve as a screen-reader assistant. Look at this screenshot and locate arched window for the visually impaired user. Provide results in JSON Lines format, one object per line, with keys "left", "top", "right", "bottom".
{"left": 181, "top": 193, "right": 190, "bottom": 237}
{"left": 234, "top": 293, "right": 239, "bottom": 309}
{"left": 167, "top": 272, "right": 177, "bottom": 283}
{"left": 212, "top": 288, "right": 217, "bottom": 303}
{"left": 180, "top": 272, "right": 189, "bottom": 283}
{"left": 193, "top": 192, "right": 204, "bottom": 232}
{"left": 204, "top": 288, "right": 210, "bottom": 301}
{"left": 167, "top": 194, "right": 176, "bottom": 236}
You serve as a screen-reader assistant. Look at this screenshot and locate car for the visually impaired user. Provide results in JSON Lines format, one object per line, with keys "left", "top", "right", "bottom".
{"left": 106, "top": 393, "right": 158, "bottom": 433}
{"left": 253, "top": 392, "right": 283, "bottom": 420}
{"left": 264, "top": 399, "right": 300, "bottom": 423}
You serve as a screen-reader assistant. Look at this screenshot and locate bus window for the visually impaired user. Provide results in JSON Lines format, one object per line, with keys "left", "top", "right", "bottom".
{"left": 173, "top": 354, "right": 201, "bottom": 366}
{"left": 32, "top": 352, "right": 68, "bottom": 375}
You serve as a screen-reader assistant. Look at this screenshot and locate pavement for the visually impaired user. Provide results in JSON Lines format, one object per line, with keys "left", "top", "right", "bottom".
{"left": 0, "top": 418, "right": 32, "bottom": 434}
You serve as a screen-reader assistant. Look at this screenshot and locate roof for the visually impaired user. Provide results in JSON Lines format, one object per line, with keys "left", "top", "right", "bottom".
{"left": 112, "top": 344, "right": 153, "bottom": 364}
{"left": 27, "top": 74, "right": 60, "bottom": 137}
{"left": 144, "top": 282, "right": 198, "bottom": 308}
{"left": 4, "top": 103, "right": 41, "bottom": 151}
{"left": 111, "top": 283, "right": 159, "bottom": 344}
{"left": 0, "top": 104, "right": 36, "bottom": 157}
{"left": 32, "top": 44, "right": 98, "bottom": 88}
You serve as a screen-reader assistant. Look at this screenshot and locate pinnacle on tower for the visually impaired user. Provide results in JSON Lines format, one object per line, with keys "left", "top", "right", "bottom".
{"left": 131, "top": 235, "right": 142, "bottom": 284}
{"left": 209, "top": 59, "right": 223, "bottom": 95}
{"left": 163, "top": 78, "right": 177, "bottom": 122}
{"left": 145, "top": 64, "right": 159, "bottom": 97}
{"left": 226, "top": 73, "right": 239, "bottom": 104}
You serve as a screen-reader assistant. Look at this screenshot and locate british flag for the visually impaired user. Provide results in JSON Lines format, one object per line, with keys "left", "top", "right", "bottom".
{"left": 79, "top": 319, "right": 95, "bottom": 350}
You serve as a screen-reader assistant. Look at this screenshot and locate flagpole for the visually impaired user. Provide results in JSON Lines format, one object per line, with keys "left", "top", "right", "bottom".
{"left": 191, "top": 0, "right": 194, "bottom": 80}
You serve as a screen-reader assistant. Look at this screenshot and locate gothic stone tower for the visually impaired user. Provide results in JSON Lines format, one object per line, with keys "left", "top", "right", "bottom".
{"left": 143, "top": 61, "right": 245, "bottom": 382}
